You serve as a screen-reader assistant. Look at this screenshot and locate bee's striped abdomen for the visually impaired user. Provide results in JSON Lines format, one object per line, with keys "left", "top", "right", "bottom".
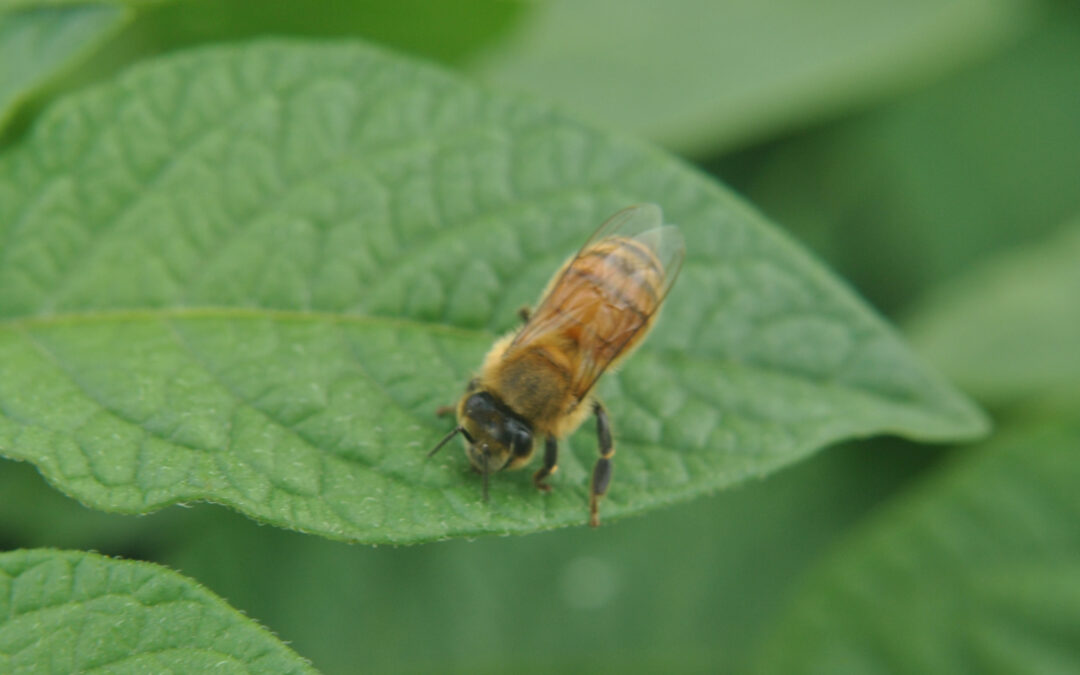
{"left": 542, "top": 235, "right": 666, "bottom": 384}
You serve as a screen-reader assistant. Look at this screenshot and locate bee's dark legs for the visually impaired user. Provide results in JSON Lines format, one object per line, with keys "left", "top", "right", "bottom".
{"left": 532, "top": 436, "right": 559, "bottom": 492}
{"left": 589, "top": 402, "right": 614, "bottom": 527}
{"left": 517, "top": 305, "right": 532, "bottom": 323}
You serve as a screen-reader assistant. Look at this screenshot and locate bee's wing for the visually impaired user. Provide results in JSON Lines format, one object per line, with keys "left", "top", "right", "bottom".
{"left": 509, "top": 204, "right": 685, "bottom": 400}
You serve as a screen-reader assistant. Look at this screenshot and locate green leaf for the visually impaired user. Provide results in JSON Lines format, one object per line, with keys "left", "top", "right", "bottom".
{"left": 753, "top": 423, "right": 1080, "bottom": 674}
{"left": 906, "top": 219, "right": 1080, "bottom": 406}
{"left": 0, "top": 548, "right": 317, "bottom": 673}
{"left": 0, "top": 40, "right": 984, "bottom": 543}
{"left": 467, "top": 0, "right": 1037, "bottom": 156}
{"left": 0, "top": 2, "right": 131, "bottom": 130}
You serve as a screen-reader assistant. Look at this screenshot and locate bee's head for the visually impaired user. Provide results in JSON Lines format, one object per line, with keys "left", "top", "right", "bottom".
{"left": 427, "top": 388, "right": 534, "bottom": 500}
{"left": 459, "top": 391, "right": 534, "bottom": 474}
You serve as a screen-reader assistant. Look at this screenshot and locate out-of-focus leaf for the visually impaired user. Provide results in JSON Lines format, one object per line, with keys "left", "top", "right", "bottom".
{"left": 143, "top": 443, "right": 940, "bottom": 674}
{"left": 754, "top": 424, "right": 1080, "bottom": 675}
{"left": 467, "top": 0, "right": 1037, "bottom": 156}
{"left": 728, "top": 6, "right": 1080, "bottom": 312}
{"left": 906, "top": 219, "right": 1080, "bottom": 406}
{"left": 0, "top": 2, "right": 130, "bottom": 129}
{"left": 0, "top": 548, "right": 317, "bottom": 673}
{"left": 114, "top": 0, "right": 523, "bottom": 65}
{"left": 0, "top": 0, "right": 524, "bottom": 145}
{"left": 0, "top": 40, "right": 984, "bottom": 544}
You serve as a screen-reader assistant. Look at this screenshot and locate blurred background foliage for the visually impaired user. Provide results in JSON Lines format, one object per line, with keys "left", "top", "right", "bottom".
{"left": 2, "top": 0, "right": 1078, "bottom": 672}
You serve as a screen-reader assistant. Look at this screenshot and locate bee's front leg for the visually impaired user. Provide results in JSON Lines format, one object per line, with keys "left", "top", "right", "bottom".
{"left": 533, "top": 436, "right": 558, "bottom": 492}
{"left": 589, "top": 402, "right": 614, "bottom": 527}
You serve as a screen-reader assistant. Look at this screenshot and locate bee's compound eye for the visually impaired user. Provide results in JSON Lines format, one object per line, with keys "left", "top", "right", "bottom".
{"left": 463, "top": 392, "right": 496, "bottom": 420}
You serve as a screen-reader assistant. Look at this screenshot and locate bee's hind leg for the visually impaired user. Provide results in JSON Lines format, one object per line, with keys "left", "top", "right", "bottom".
{"left": 533, "top": 436, "right": 559, "bottom": 492}
{"left": 589, "top": 402, "right": 615, "bottom": 527}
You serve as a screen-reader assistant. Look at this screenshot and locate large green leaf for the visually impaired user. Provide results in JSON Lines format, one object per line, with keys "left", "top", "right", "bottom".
{"left": 0, "top": 2, "right": 130, "bottom": 129}
{"left": 906, "top": 219, "right": 1080, "bottom": 406}
{"left": 467, "top": 0, "right": 1037, "bottom": 156}
{"left": 0, "top": 40, "right": 984, "bottom": 543}
{"left": 753, "top": 423, "right": 1080, "bottom": 674}
{"left": 0, "top": 548, "right": 316, "bottom": 673}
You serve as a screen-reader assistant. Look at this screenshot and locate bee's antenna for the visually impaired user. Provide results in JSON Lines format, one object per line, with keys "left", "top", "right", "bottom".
{"left": 427, "top": 426, "right": 463, "bottom": 458}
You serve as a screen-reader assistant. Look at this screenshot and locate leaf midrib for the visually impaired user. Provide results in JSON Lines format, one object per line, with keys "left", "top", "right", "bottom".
{"left": 0, "top": 305, "right": 485, "bottom": 337}
{"left": 0, "top": 304, "right": 950, "bottom": 419}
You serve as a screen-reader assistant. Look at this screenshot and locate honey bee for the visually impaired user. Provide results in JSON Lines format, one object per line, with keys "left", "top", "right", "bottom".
{"left": 427, "top": 204, "right": 684, "bottom": 526}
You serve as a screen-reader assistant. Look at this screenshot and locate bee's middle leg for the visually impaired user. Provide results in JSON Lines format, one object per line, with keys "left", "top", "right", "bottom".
{"left": 533, "top": 436, "right": 558, "bottom": 492}
{"left": 589, "top": 402, "right": 615, "bottom": 527}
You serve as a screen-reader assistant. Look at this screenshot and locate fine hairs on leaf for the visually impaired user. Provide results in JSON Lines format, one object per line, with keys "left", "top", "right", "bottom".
{"left": 0, "top": 39, "right": 985, "bottom": 544}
